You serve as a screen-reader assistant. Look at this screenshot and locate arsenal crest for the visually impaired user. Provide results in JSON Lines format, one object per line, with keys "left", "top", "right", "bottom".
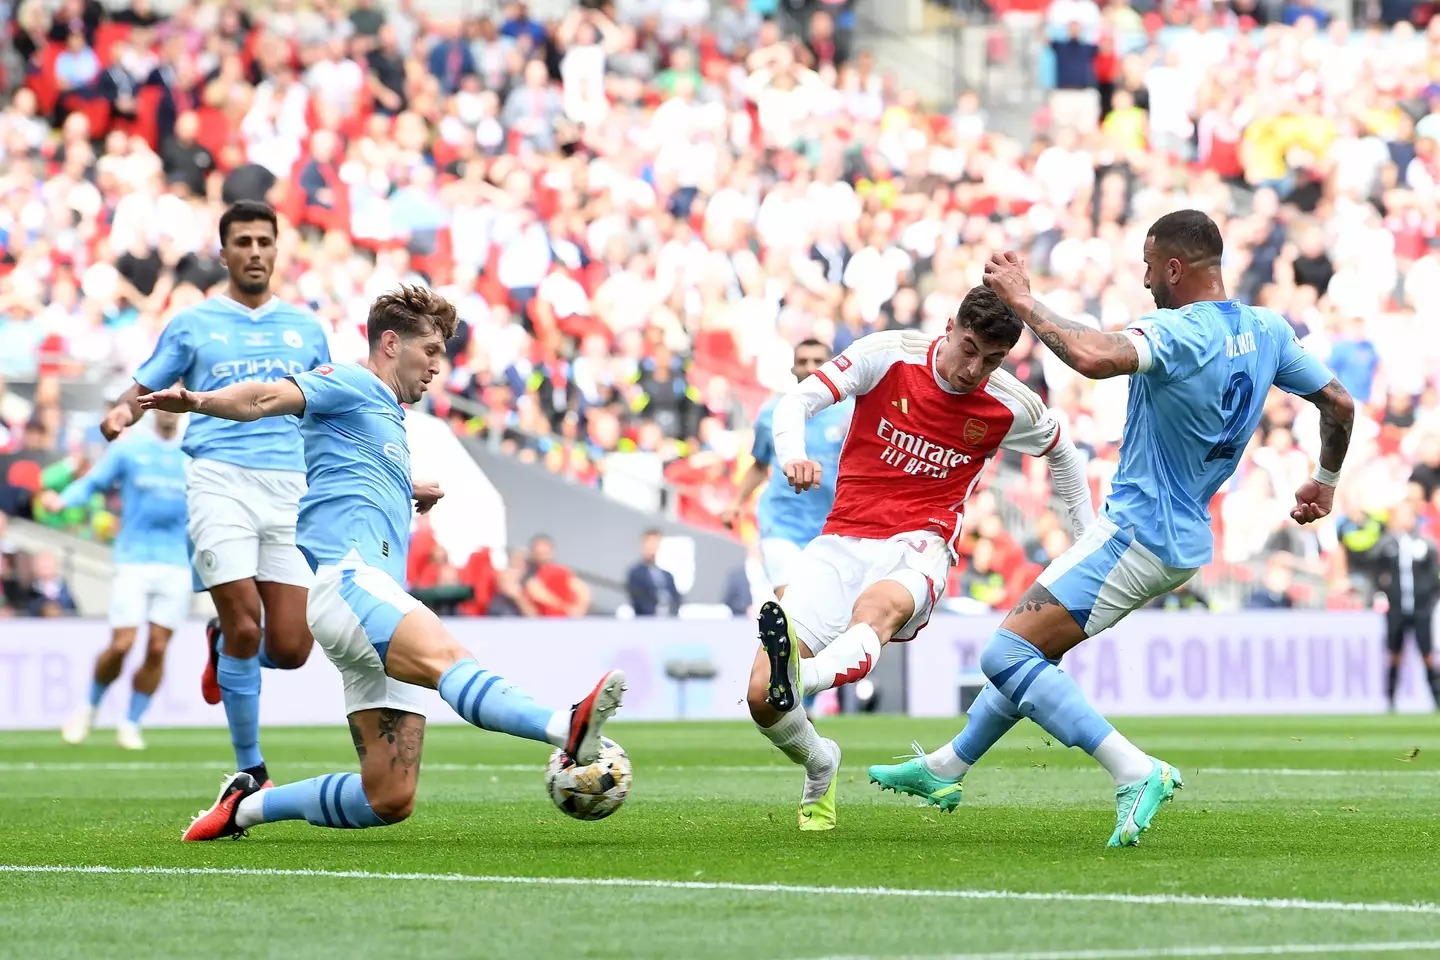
{"left": 963, "top": 418, "right": 988, "bottom": 446}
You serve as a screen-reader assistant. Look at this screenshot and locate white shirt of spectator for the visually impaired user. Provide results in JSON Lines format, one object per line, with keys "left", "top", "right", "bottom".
{"left": 705, "top": 184, "right": 759, "bottom": 237}
{"left": 537, "top": 269, "right": 590, "bottom": 319}
{"left": 806, "top": 178, "right": 860, "bottom": 229}
{"left": 655, "top": 236, "right": 710, "bottom": 299}
{"left": 495, "top": 220, "right": 553, "bottom": 290}
{"left": 843, "top": 244, "right": 912, "bottom": 323}
{"left": 1046, "top": 0, "right": 1101, "bottom": 36}
{"left": 242, "top": 82, "right": 310, "bottom": 178}
{"left": 1145, "top": 62, "right": 1197, "bottom": 140}
{"left": 561, "top": 42, "right": 608, "bottom": 125}
{"left": 305, "top": 56, "right": 365, "bottom": 112}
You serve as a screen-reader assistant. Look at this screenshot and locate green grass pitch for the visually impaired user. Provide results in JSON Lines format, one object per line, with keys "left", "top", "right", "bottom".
{"left": 2, "top": 715, "right": 1438, "bottom": 959}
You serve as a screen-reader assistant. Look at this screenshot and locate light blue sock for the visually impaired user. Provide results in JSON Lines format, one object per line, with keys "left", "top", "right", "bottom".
{"left": 951, "top": 682, "right": 1022, "bottom": 766}
{"left": 260, "top": 772, "right": 387, "bottom": 828}
{"left": 256, "top": 646, "right": 277, "bottom": 670}
{"left": 126, "top": 690, "right": 152, "bottom": 724}
{"left": 980, "top": 627, "right": 1113, "bottom": 754}
{"left": 88, "top": 679, "right": 108, "bottom": 708}
{"left": 438, "top": 659, "right": 556, "bottom": 744}
{"left": 216, "top": 653, "right": 264, "bottom": 770}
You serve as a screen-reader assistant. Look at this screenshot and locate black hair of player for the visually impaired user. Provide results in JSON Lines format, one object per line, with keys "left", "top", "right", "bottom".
{"left": 955, "top": 285, "right": 1023, "bottom": 349}
{"left": 1146, "top": 209, "right": 1223, "bottom": 267}
{"left": 218, "top": 200, "right": 279, "bottom": 247}
{"left": 796, "top": 338, "right": 831, "bottom": 354}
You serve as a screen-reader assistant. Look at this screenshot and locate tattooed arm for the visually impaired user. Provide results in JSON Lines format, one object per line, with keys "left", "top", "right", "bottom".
{"left": 1018, "top": 299, "right": 1142, "bottom": 381}
{"left": 982, "top": 252, "right": 1139, "bottom": 380}
{"left": 1290, "top": 377, "right": 1354, "bottom": 526}
{"left": 1303, "top": 377, "right": 1354, "bottom": 476}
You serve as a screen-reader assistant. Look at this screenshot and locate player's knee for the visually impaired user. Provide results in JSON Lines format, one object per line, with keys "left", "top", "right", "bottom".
{"left": 979, "top": 632, "right": 1017, "bottom": 682}
{"left": 221, "top": 616, "right": 263, "bottom": 657}
{"left": 263, "top": 625, "right": 311, "bottom": 670}
{"left": 855, "top": 574, "right": 925, "bottom": 640}
{"left": 144, "top": 636, "right": 169, "bottom": 661}
{"left": 110, "top": 633, "right": 137, "bottom": 656}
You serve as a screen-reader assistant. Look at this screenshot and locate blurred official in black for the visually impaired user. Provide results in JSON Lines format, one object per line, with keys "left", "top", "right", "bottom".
{"left": 1374, "top": 503, "right": 1440, "bottom": 709}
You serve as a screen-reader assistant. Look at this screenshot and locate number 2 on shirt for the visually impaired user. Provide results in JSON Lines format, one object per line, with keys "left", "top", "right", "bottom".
{"left": 1204, "top": 371, "right": 1254, "bottom": 463}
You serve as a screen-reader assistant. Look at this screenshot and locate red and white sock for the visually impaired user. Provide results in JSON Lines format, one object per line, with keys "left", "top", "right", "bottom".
{"left": 801, "top": 624, "right": 882, "bottom": 696}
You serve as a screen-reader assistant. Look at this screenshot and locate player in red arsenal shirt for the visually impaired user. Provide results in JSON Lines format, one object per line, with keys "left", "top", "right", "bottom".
{"left": 745, "top": 285, "right": 1096, "bottom": 831}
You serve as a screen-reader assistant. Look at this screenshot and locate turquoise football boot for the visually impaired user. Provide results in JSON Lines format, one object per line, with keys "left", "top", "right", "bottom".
{"left": 1108, "top": 757, "right": 1183, "bottom": 847}
{"left": 868, "top": 743, "right": 964, "bottom": 812}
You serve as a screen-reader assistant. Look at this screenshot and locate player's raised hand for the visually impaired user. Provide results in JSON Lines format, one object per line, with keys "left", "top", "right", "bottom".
{"left": 412, "top": 479, "right": 445, "bottom": 514}
{"left": 782, "top": 459, "right": 822, "bottom": 492}
{"left": 138, "top": 387, "right": 201, "bottom": 414}
{"left": 982, "top": 250, "right": 1033, "bottom": 310}
{"left": 1290, "top": 478, "right": 1335, "bottom": 525}
{"left": 100, "top": 404, "right": 134, "bottom": 441}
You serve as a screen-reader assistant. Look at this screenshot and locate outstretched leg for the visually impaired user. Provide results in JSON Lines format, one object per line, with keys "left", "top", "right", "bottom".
{"left": 380, "top": 603, "right": 624, "bottom": 765}
{"left": 184, "top": 707, "right": 423, "bottom": 841}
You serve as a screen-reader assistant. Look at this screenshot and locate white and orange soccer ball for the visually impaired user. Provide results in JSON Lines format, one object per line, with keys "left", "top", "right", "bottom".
{"left": 544, "top": 736, "right": 632, "bottom": 821}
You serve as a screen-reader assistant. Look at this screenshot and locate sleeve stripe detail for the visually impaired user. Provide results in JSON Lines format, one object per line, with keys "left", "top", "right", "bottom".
{"left": 1125, "top": 328, "right": 1154, "bottom": 374}
{"left": 815, "top": 369, "right": 842, "bottom": 402}
{"left": 1040, "top": 426, "right": 1062, "bottom": 456}
{"left": 986, "top": 371, "right": 1045, "bottom": 424}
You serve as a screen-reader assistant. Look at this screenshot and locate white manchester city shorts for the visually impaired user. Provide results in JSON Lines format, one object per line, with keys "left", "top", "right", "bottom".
{"left": 308, "top": 554, "right": 428, "bottom": 716}
{"left": 110, "top": 563, "right": 192, "bottom": 631}
{"left": 187, "top": 458, "right": 313, "bottom": 590}
{"left": 759, "top": 537, "right": 805, "bottom": 591}
{"left": 1036, "top": 514, "right": 1196, "bottom": 637}
{"left": 781, "top": 530, "right": 952, "bottom": 653}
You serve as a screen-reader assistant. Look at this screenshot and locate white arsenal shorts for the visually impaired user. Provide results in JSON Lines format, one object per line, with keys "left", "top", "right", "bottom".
{"left": 780, "top": 530, "right": 951, "bottom": 652}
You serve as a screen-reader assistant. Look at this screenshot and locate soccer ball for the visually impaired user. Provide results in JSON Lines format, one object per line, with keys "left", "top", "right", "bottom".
{"left": 544, "top": 737, "right": 631, "bottom": 821}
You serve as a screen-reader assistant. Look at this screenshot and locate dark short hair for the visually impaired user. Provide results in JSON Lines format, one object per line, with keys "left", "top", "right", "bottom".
{"left": 218, "top": 201, "right": 278, "bottom": 246}
{"left": 795, "top": 338, "right": 831, "bottom": 355}
{"left": 955, "top": 285, "right": 1023, "bottom": 348}
{"left": 642, "top": 528, "right": 662, "bottom": 539}
{"left": 367, "top": 285, "right": 460, "bottom": 347}
{"left": 1147, "top": 210, "right": 1223, "bottom": 266}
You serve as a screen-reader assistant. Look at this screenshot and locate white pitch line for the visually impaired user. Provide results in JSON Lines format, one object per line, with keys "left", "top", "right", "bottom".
{"left": 0, "top": 761, "right": 1437, "bottom": 777}
{"left": 797, "top": 943, "right": 1440, "bottom": 960}
{"left": 0, "top": 865, "right": 1438, "bottom": 917}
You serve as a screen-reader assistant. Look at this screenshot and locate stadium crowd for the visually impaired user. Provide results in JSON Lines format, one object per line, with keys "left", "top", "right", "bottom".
{"left": 1, "top": 0, "right": 1439, "bottom": 616}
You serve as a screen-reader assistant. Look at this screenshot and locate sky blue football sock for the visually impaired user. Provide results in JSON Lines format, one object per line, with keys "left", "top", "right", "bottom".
{"left": 216, "top": 653, "right": 264, "bottom": 770}
{"left": 952, "top": 682, "right": 1022, "bottom": 766}
{"left": 88, "top": 679, "right": 107, "bottom": 709}
{"left": 438, "top": 659, "right": 557, "bottom": 744}
{"left": 257, "top": 772, "right": 387, "bottom": 828}
{"left": 981, "top": 627, "right": 1113, "bottom": 754}
{"left": 126, "top": 690, "right": 153, "bottom": 724}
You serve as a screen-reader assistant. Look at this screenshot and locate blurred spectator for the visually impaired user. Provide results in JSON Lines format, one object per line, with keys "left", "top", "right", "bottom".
{"left": 1373, "top": 502, "right": 1440, "bottom": 708}
{"left": 1245, "top": 555, "right": 1296, "bottom": 609}
{"left": 490, "top": 547, "right": 539, "bottom": 617}
{"left": 23, "top": 551, "right": 77, "bottom": 617}
{"left": 523, "top": 534, "right": 590, "bottom": 617}
{"left": 1148, "top": 582, "right": 1211, "bottom": 611}
{"left": 626, "top": 528, "right": 682, "bottom": 616}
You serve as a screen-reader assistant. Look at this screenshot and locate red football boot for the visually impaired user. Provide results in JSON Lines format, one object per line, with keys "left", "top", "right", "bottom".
{"left": 181, "top": 772, "right": 260, "bottom": 842}
{"left": 563, "top": 669, "right": 627, "bottom": 766}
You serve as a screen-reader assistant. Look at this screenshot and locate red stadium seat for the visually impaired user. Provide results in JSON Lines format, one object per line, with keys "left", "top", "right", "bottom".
{"left": 92, "top": 22, "right": 133, "bottom": 67}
